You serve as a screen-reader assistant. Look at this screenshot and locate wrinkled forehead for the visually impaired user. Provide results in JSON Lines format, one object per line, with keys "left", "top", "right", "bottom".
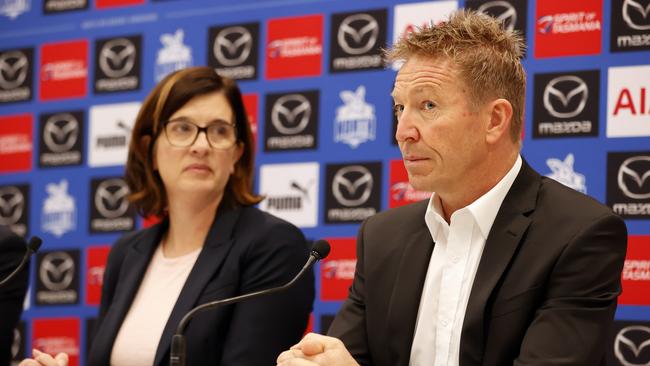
{"left": 392, "top": 55, "right": 458, "bottom": 98}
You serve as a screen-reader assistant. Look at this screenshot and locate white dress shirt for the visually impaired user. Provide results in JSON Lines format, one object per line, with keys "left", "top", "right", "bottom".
{"left": 409, "top": 155, "right": 522, "bottom": 366}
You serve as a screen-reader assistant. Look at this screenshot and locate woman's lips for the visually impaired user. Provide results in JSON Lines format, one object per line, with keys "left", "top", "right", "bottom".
{"left": 184, "top": 164, "right": 211, "bottom": 172}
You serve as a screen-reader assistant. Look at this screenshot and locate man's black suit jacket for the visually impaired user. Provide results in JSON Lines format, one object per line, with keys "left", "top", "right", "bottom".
{"left": 329, "top": 161, "right": 627, "bottom": 366}
{"left": 88, "top": 205, "right": 315, "bottom": 366}
{"left": 0, "top": 225, "right": 28, "bottom": 366}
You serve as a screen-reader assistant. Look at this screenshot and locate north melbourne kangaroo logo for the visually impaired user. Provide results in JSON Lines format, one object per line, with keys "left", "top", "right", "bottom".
{"left": 334, "top": 85, "right": 376, "bottom": 148}
{"left": 545, "top": 153, "right": 587, "bottom": 193}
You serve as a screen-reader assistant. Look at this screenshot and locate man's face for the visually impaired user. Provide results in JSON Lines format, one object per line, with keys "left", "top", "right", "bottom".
{"left": 392, "top": 55, "right": 488, "bottom": 194}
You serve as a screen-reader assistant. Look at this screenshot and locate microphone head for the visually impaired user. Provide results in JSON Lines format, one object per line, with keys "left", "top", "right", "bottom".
{"left": 311, "top": 240, "right": 331, "bottom": 260}
{"left": 28, "top": 236, "right": 43, "bottom": 253}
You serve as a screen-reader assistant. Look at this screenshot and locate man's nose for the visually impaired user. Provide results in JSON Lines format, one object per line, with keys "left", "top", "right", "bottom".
{"left": 395, "top": 109, "right": 419, "bottom": 143}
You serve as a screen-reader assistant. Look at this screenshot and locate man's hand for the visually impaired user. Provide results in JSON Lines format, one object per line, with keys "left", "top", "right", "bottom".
{"left": 276, "top": 333, "right": 360, "bottom": 366}
{"left": 18, "top": 349, "right": 68, "bottom": 366}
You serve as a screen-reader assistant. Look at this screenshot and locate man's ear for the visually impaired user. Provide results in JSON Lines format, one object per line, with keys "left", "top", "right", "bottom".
{"left": 485, "top": 98, "right": 513, "bottom": 145}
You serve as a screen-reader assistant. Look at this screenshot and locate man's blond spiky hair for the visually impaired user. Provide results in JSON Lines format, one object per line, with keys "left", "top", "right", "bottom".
{"left": 387, "top": 9, "right": 527, "bottom": 143}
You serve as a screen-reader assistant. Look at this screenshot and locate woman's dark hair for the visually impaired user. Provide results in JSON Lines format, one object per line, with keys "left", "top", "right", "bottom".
{"left": 125, "top": 66, "right": 262, "bottom": 217}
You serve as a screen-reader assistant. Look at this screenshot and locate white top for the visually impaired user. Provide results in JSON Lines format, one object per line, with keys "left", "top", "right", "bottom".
{"left": 409, "top": 155, "right": 522, "bottom": 366}
{"left": 110, "top": 244, "right": 201, "bottom": 366}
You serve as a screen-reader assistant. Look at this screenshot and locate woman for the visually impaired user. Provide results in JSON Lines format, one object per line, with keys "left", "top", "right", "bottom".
{"left": 21, "top": 67, "right": 314, "bottom": 366}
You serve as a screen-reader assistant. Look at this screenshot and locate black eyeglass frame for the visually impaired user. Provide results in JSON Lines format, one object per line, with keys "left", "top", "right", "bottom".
{"left": 160, "top": 119, "right": 239, "bottom": 149}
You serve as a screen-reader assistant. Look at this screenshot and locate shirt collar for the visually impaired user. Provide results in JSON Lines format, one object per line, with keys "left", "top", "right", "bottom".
{"left": 424, "top": 155, "right": 522, "bottom": 240}
{"left": 466, "top": 155, "right": 522, "bottom": 238}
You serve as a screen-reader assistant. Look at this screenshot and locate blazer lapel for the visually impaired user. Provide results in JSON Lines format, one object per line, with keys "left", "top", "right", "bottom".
{"left": 154, "top": 206, "right": 242, "bottom": 366}
{"left": 459, "top": 161, "right": 540, "bottom": 366}
{"left": 93, "top": 222, "right": 164, "bottom": 366}
{"left": 386, "top": 201, "right": 435, "bottom": 366}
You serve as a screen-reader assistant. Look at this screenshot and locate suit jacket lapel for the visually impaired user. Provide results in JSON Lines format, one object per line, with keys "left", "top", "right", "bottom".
{"left": 94, "top": 221, "right": 164, "bottom": 366}
{"left": 154, "top": 206, "right": 242, "bottom": 366}
{"left": 386, "top": 201, "right": 435, "bottom": 366}
{"left": 460, "top": 161, "right": 540, "bottom": 366}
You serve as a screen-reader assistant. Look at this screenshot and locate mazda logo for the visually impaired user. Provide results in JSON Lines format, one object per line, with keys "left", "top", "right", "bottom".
{"left": 43, "top": 113, "right": 79, "bottom": 153}
{"left": 618, "top": 156, "right": 650, "bottom": 200}
{"left": 214, "top": 26, "right": 253, "bottom": 67}
{"left": 614, "top": 325, "right": 650, "bottom": 366}
{"left": 623, "top": 0, "right": 650, "bottom": 31}
{"left": 95, "top": 179, "right": 130, "bottom": 219}
{"left": 332, "top": 165, "right": 373, "bottom": 207}
{"left": 39, "top": 251, "right": 75, "bottom": 291}
{"left": 543, "top": 75, "right": 588, "bottom": 119}
{"left": 477, "top": 1, "right": 517, "bottom": 31}
{"left": 99, "top": 38, "right": 137, "bottom": 78}
{"left": 271, "top": 94, "right": 311, "bottom": 135}
{"left": 338, "top": 14, "right": 379, "bottom": 55}
{"left": 0, "top": 50, "right": 28, "bottom": 90}
{"left": 0, "top": 186, "right": 24, "bottom": 225}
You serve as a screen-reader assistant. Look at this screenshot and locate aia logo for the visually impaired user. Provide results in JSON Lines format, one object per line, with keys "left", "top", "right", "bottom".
{"left": 612, "top": 87, "right": 649, "bottom": 116}
{"left": 607, "top": 65, "right": 650, "bottom": 138}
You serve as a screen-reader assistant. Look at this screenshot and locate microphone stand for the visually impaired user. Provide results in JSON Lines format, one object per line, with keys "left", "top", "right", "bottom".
{"left": 169, "top": 240, "right": 330, "bottom": 366}
{"left": 0, "top": 236, "right": 42, "bottom": 288}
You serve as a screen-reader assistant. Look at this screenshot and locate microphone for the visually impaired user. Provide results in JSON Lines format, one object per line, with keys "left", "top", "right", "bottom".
{"left": 170, "top": 239, "right": 330, "bottom": 366}
{"left": 0, "top": 236, "right": 42, "bottom": 288}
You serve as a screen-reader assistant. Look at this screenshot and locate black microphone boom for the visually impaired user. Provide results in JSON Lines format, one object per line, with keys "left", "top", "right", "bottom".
{"left": 0, "top": 236, "right": 42, "bottom": 288}
{"left": 170, "top": 239, "right": 331, "bottom": 366}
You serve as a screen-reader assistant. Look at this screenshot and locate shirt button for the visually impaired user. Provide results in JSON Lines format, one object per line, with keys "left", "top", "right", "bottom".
{"left": 451, "top": 256, "right": 459, "bottom": 264}
{"left": 441, "top": 319, "right": 449, "bottom": 327}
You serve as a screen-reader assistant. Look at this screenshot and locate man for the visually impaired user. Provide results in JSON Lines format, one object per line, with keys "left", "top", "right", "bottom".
{"left": 277, "top": 10, "right": 627, "bottom": 366}
{"left": 0, "top": 225, "right": 29, "bottom": 366}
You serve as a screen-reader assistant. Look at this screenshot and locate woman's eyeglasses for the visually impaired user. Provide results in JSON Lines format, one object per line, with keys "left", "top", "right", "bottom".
{"left": 162, "top": 119, "right": 237, "bottom": 149}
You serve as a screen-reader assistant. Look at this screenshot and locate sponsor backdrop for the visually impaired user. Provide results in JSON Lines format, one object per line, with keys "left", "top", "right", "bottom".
{"left": 1, "top": 0, "right": 649, "bottom": 364}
